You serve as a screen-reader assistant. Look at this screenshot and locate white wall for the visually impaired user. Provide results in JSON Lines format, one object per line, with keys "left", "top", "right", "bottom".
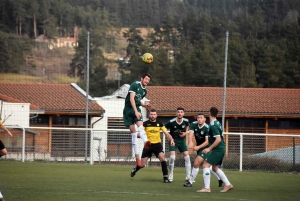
{"left": 91, "top": 98, "right": 148, "bottom": 162}
{"left": 1, "top": 102, "right": 30, "bottom": 127}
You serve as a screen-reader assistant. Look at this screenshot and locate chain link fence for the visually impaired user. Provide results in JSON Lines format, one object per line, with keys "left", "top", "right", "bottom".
{"left": 1, "top": 127, "right": 299, "bottom": 172}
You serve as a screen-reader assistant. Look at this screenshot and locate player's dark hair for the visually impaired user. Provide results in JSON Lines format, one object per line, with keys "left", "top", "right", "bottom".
{"left": 177, "top": 107, "right": 185, "bottom": 111}
{"left": 150, "top": 108, "right": 157, "bottom": 113}
{"left": 141, "top": 73, "right": 152, "bottom": 79}
{"left": 197, "top": 113, "right": 205, "bottom": 117}
{"left": 210, "top": 107, "right": 218, "bottom": 117}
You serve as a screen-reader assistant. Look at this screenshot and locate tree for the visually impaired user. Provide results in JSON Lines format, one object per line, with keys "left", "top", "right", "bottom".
{"left": 39, "top": 0, "right": 57, "bottom": 37}
{"left": 228, "top": 37, "right": 257, "bottom": 87}
{"left": 69, "top": 28, "right": 111, "bottom": 97}
{"left": 123, "top": 27, "right": 144, "bottom": 56}
{"left": 0, "top": 31, "right": 32, "bottom": 73}
{"left": 27, "top": 0, "right": 39, "bottom": 38}
{"left": 11, "top": 0, "right": 27, "bottom": 35}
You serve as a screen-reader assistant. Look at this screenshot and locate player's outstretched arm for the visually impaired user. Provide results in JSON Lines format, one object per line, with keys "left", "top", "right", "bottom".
{"left": 0, "top": 123, "right": 13, "bottom": 137}
{"left": 161, "top": 127, "right": 175, "bottom": 146}
{"left": 165, "top": 132, "right": 175, "bottom": 146}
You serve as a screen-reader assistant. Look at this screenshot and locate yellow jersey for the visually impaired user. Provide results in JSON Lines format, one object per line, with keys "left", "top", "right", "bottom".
{"left": 143, "top": 120, "right": 167, "bottom": 144}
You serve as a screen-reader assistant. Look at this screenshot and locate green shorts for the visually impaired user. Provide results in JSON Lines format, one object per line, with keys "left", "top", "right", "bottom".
{"left": 197, "top": 148, "right": 209, "bottom": 160}
{"left": 123, "top": 106, "right": 143, "bottom": 127}
{"left": 205, "top": 148, "right": 225, "bottom": 166}
{"left": 169, "top": 139, "right": 188, "bottom": 152}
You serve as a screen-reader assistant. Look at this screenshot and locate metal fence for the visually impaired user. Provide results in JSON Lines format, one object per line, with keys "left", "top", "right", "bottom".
{"left": 1, "top": 126, "right": 300, "bottom": 172}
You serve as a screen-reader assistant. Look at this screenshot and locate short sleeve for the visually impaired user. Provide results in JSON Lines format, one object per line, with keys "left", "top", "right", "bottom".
{"left": 128, "top": 82, "right": 138, "bottom": 94}
{"left": 161, "top": 125, "right": 167, "bottom": 133}
{"left": 211, "top": 125, "right": 221, "bottom": 137}
{"left": 189, "top": 123, "right": 195, "bottom": 131}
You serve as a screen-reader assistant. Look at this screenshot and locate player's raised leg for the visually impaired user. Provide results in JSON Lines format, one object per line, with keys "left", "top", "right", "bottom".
{"left": 130, "top": 156, "right": 148, "bottom": 177}
{"left": 136, "top": 121, "right": 151, "bottom": 149}
{"left": 128, "top": 124, "right": 141, "bottom": 166}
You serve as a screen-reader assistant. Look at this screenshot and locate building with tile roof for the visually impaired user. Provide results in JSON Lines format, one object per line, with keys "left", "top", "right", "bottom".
{"left": 0, "top": 83, "right": 105, "bottom": 159}
{"left": 146, "top": 86, "right": 300, "bottom": 118}
{"left": 145, "top": 86, "right": 300, "bottom": 155}
{"left": 0, "top": 83, "right": 104, "bottom": 117}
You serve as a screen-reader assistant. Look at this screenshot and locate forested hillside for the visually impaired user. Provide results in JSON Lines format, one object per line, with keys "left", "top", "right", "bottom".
{"left": 0, "top": 0, "right": 300, "bottom": 96}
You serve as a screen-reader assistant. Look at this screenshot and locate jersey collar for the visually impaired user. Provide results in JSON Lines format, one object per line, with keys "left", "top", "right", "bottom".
{"left": 210, "top": 119, "right": 217, "bottom": 125}
{"left": 139, "top": 81, "right": 146, "bottom": 89}
{"left": 198, "top": 123, "right": 205, "bottom": 129}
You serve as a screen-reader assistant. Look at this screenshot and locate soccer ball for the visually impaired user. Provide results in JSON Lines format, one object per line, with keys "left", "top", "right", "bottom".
{"left": 142, "top": 53, "right": 153, "bottom": 64}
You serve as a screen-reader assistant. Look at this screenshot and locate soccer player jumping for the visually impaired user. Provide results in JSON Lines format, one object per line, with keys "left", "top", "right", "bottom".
{"left": 123, "top": 73, "right": 152, "bottom": 166}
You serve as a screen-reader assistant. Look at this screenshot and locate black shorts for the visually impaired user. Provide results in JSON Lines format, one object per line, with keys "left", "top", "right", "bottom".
{"left": 0, "top": 140, "right": 5, "bottom": 150}
{"left": 141, "top": 143, "right": 164, "bottom": 158}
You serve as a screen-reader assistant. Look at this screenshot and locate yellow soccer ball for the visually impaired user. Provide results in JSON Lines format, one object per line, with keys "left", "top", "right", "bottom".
{"left": 142, "top": 53, "right": 153, "bottom": 64}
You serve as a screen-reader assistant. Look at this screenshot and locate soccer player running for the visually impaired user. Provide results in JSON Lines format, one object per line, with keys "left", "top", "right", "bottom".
{"left": 130, "top": 109, "right": 175, "bottom": 183}
{"left": 197, "top": 107, "right": 233, "bottom": 193}
{"left": 0, "top": 118, "right": 13, "bottom": 201}
{"left": 123, "top": 73, "right": 152, "bottom": 166}
{"left": 165, "top": 107, "right": 191, "bottom": 182}
{"left": 183, "top": 113, "right": 223, "bottom": 187}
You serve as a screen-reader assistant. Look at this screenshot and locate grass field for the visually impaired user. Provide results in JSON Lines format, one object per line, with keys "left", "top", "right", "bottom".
{"left": 0, "top": 73, "right": 79, "bottom": 84}
{"left": 1, "top": 161, "right": 299, "bottom": 201}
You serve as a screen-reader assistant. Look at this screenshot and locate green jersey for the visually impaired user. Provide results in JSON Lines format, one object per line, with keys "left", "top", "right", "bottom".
{"left": 165, "top": 118, "right": 190, "bottom": 140}
{"left": 124, "top": 81, "right": 147, "bottom": 108}
{"left": 189, "top": 122, "right": 209, "bottom": 146}
{"left": 208, "top": 119, "right": 226, "bottom": 151}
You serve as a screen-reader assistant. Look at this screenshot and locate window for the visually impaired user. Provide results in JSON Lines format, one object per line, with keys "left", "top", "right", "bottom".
{"left": 269, "top": 119, "right": 300, "bottom": 129}
{"left": 107, "top": 117, "right": 127, "bottom": 129}
{"left": 227, "top": 135, "right": 265, "bottom": 154}
{"left": 30, "top": 115, "right": 49, "bottom": 124}
{"left": 51, "top": 130, "right": 90, "bottom": 157}
{"left": 107, "top": 117, "right": 131, "bottom": 157}
{"left": 228, "top": 118, "right": 266, "bottom": 154}
{"left": 52, "top": 116, "right": 87, "bottom": 126}
{"left": 4, "top": 133, "right": 34, "bottom": 152}
{"left": 107, "top": 117, "right": 128, "bottom": 144}
{"left": 229, "top": 118, "right": 265, "bottom": 128}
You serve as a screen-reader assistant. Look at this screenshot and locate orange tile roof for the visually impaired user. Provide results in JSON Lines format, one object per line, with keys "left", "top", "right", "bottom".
{"left": 0, "top": 83, "right": 104, "bottom": 114}
{"left": 0, "top": 93, "right": 39, "bottom": 110}
{"left": 146, "top": 86, "right": 300, "bottom": 115}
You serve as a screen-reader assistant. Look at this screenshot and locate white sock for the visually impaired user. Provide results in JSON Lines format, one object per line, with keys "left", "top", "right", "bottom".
{"left": 0, "top": 191, "right": 3, "bottom": 198}
{"left": 131, "top": 133, "right": 139, "bottom": 155}
{"left": 203, "top": 167, "right": 211, "bottom": 189}
{"left": 210, "top": 166, "right": 220, "bottom": 180}
{"left": 190, "top": 167, "right": 199, "bottom": 183}
{"left": 169, "top": 155, "right": 175, "bottom": 174}
{"left": 184, "top": 155, "right": 191, "bottom": 177}
{"left": 137, "top": 125, "right": 148, "bottom": 142}
{"left": 216, "top": 169, "right": 231, "bottom": 186}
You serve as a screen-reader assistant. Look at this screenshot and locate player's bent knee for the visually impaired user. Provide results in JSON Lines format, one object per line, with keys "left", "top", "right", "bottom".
{"left": 158, "top": 154, "right": 165, "bottom": 161}
{"left": 202, "top": 161, "right": 210, "bottom": 168}
{"left": 0, "top": 149, "right": 7, "bottom": 156}
{"left": 212, "top": 165, "right": 219, "bottom": 172}
{"left": 193, "top": 162, "right": 200, "bottom": 168}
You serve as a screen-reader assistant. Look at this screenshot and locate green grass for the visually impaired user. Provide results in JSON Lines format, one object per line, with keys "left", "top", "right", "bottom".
{"left": 0, "top": 73, "right": 79, "bottom": 84}
{"left": 1, "top": 161, "right": 299, "bottom": 201}
{"left": 0, "top": 73, "right": 44, "bottom": 83}
{"left": 51, "top": 74, "right": 79, "bottom": 84}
